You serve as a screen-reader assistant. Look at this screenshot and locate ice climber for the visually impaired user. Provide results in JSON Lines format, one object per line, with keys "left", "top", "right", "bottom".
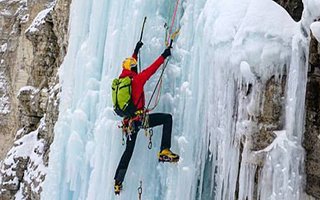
{"left": 113, "top": 41, "right": 179, "bottom": 195}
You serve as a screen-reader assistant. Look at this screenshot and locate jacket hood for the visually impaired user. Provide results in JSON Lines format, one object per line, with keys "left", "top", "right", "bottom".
{"left": 119, "top": 69, "right": 137, "bottom": 78}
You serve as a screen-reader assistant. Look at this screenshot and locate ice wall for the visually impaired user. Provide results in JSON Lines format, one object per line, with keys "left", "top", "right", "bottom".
{"left": 42, "top": 0, "right": 320, "bottom": 199}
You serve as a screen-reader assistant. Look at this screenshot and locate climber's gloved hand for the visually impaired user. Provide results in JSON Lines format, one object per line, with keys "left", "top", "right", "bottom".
{"left": 161, "top": 47, "right": 171, "bottom": 59}
{"left": 134, "top": 41, "right": 144, "bottom": 54}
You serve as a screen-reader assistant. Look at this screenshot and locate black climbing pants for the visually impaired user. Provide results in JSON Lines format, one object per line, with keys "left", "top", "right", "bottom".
{"left": 114, "top": 113, "right": 172, "bottom": 183}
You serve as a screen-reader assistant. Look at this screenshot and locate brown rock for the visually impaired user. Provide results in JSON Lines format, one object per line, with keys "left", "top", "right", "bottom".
{"left": 273, "top": 0, "right": 303, "bottom": 22}
{"left": 0, "top": 0, "right": 71, "bottom": 199}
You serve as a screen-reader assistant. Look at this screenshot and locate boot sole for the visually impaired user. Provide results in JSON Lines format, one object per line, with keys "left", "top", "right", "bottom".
{"left": 158, "top": 155, "right": 179, "bottom": 163}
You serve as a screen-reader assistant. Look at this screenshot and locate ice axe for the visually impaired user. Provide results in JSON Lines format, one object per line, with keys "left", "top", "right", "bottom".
{"left": 139, "top": 17, "right": 147, "bottom": 42}
{"left": 138, "top": 17, "right": 147, "bottom": 72}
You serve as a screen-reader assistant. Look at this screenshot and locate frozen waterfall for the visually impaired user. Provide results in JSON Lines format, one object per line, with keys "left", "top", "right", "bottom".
{"left": 41, "top": 0, "right": 320, "bottom": 199}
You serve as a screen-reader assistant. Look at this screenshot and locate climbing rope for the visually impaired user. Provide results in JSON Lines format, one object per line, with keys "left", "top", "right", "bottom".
{"left": 146, "top": 58, "right": 170, "bottom": 111}
{"left": 167, "top": 0, "right": 180, "bottom": 44}
{"left": 146, "top": 0, "right": 181, "bottom": 112}
{"left": 138, "top": 181, "right": 143, "bottom": 200}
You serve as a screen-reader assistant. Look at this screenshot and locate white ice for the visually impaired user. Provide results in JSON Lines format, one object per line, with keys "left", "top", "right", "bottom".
{"left": 311, "top": 22, "right": 320, "bottom": 42}
{"left": 41, "top": 0, "right": 320, "bottom": 199}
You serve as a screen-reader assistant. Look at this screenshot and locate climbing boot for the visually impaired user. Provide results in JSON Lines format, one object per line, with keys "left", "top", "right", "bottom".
{"left": 114, "top": 180, "right": 122, "bottom": 195}
{"left": 158, "top": 148, "right": 179, "bottom": 163}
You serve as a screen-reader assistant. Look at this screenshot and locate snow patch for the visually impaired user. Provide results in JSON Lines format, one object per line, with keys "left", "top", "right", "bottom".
{"left": 14, "top": 184, "right": 24, "bottom": 199}
{"left": 11, "top": 131, "right": 38, "bottom": 158}
{"left": 0, "top": 97, "right": 10, "bottom": 114}
{"left": 311, "top": 22, "right": 320, "bottom": 42}
{"left": 17, "top": 86, "right": 38, "bottom": 96}
{"left": 1, "top": 118, "right": 48, "bottom": 198}
{"left": 0, "top": 43, "right": 7, "bottom": 53}
{"left": 0, "top": 9, "right": 12, "bottom": 16}
{"left": 25, "top": 7, "right": 53, "bottom": 33}
{"left": 20, "top": 14, "right": 29, "bottom": 23}
{"left": 303, "top": 0, "right": 320, "bottom": 19}
{"left": 256, "top": 130, "right": 295, "bottom": 153}
{"left": 240, "top": 61, "right": 255, "bottom": 83}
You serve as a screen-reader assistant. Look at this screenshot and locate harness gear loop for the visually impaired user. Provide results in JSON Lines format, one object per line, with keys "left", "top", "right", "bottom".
{"left": 120, "top": 116, "right": 141, "bottom": 144}
{"left": 138, "top": 181, "right": 143, "bottom": 200}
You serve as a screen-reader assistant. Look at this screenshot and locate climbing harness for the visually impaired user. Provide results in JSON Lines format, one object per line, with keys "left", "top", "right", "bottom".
{"left": 138, "top": 17, "right": 147, "bottom": 73}
{"left": 119, "top": 112, "right": 153, "bottom": 149}
{"left": 119, "top": 115, "right": 141, "bottom": 144}
{"left": 138, "top": 181, "right": 143, "bottom": 200}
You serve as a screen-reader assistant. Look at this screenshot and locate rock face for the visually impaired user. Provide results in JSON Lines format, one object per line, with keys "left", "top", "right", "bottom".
{"left": 273, "top": 0, "right": 304, "bottom": 22}
{"left": 275, "top": 0, "right": 320, "bottom": 199}
{"left": 238, "top": 1, "right": 320, "bottom": 199}
{"left": 274, "top": 0, "right": 320, "bottom": 199}
{"left": 305, "top": 35, "right": 320, "bottom": 199}
{"left": 0, "top": 0, "right": 70, "bottom": 199}
{"left": 0, "top": 0, "right": 27, "bottom": 163}
{"left": 236, "top": 76, "right": 286, "bottom": 200}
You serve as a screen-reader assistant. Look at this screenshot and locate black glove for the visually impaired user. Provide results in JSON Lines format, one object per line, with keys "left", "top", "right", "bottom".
{"left": 161, "top": 47, "right": 171, "bottom": 59}
{"left": 134, "top": 41, "right": 143, "bottom": 54}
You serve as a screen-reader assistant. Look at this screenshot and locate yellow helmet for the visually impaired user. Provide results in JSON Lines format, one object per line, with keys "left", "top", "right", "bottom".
{"left": 122, "top": 57, "right": 137, "bottom": 70}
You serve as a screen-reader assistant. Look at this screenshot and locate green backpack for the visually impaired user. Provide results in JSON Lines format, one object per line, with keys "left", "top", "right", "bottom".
{"left": 112, "top": 76, "right": 137, "bottom": 117}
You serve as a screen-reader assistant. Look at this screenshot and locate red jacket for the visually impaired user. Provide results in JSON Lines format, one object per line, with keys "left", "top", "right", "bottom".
{"left": 119, "top": 53, "right": 165, "bottom": 111}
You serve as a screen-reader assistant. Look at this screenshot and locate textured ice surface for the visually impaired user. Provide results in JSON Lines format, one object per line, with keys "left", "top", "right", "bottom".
{"left": 42, "top": 0, "right": 319, "bottom": 199}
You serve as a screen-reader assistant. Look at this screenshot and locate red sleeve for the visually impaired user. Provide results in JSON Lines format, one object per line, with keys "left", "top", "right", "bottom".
{"left": 132, "top": 53, "right": 138, "bottom": 60}
{"left": 135, "top": 55, "right": 165, "bottom": 86}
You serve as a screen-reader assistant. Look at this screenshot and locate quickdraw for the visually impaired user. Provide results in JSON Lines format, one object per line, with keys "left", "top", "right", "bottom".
{"left": 165, "top": 25, "right": 180, "bottom": 47}
{"left": 138, "top": 181, "right": 143, "bottom": 200}
{"left": 142, "top": 114, "right": 153, "bottom": 149}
